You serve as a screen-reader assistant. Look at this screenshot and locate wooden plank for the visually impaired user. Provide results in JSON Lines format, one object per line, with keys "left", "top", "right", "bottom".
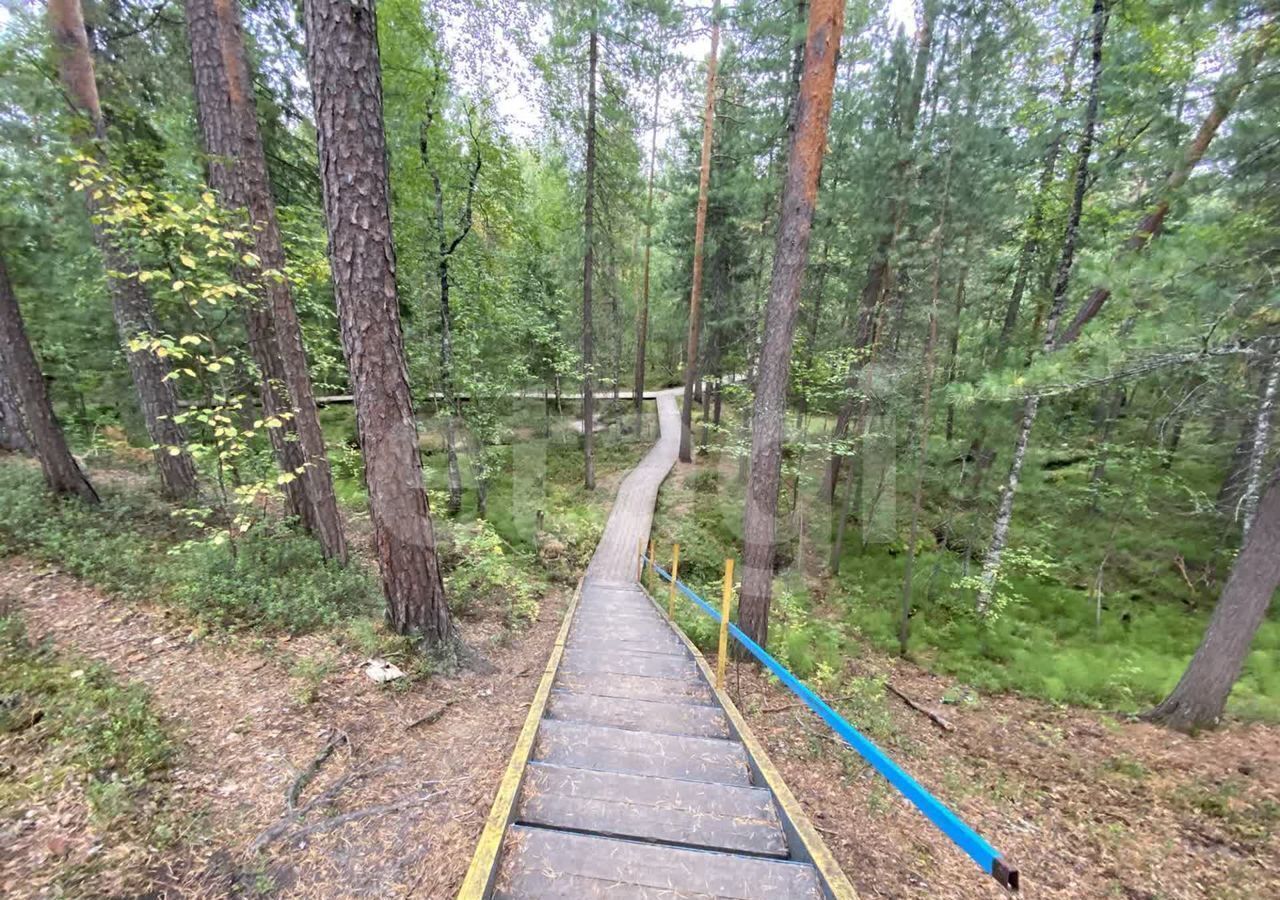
{"left": 456, "top": 580, "right": 583, "bottom": 900}
{"left": 494, "top": 826, "right": 823, "bottom": 899}
{"left": 553, "top": 669, "right": 715, "bottom": 705}
{"left": 534, "top": 720, "right": 751, "bottom": 786}
{"left": 518, "top": 763, "right": 788, "bottom": 857}
{"left": 559, "top": 646, "right": 700, "bottom": 680}
{"left": 548, "top": 690, "right": 729, "bottom": 739}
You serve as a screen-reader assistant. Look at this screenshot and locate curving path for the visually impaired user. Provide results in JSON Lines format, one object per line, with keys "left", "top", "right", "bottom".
{"left": 467, "top": 389, "right": 847, "bottom": 899}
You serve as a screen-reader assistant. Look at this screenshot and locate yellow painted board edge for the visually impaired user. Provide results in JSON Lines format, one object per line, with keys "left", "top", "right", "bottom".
{"left": 456, "top": 577, "right": 582, "bottom": 899}
{"left": 643, "top": 586, "right": 859, "bottom": 900}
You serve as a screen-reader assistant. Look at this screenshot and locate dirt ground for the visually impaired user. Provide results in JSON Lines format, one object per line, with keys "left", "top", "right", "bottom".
{"left": 723, "top": 654, "right": 1280, "bottom": 900}
{"left": 0, "top": 556, "right": 570, "bottom": 898}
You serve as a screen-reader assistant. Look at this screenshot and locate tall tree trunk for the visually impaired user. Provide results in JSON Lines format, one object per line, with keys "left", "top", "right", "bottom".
{"left": 821, "top": 0, "right": 936, "bottom": 501}
{"left": 0, "top": 250, "right": 98, "bottom": 502}
{"left": 634, "top": 74, "right": 660, "bottom": 421}
{"left": 305, "top": 0, "right": 450, "bottom": 643}
{"left": 581, "top": 27, "right": 599, "bottom": 491}
{"left": 186, "top": 0, "right": 346, "bottom": 561}
{"left": 0, "top": 360, "right": 30, "bottom": 453}
{"left": 975, "top": 0, "right": 1108, "bottom": 616}
{"left": 1146, "top": 467, "right": 1280, "bottom": 732}
{"left": 419, "top": 86, "right": 482, "bottom": 518}
{"left": 1239, "top": 343, "right": 1279, "bottom": 539}
{"left": 738, "top": 0, "right": 843, "bottom": 650}
{"left": 900, "top": 148, "right": 952, "bottom": 656}
{"left": 680, "top": 0, "right": 720, "bottom": 463}
{"left": 1059, "top": 33, "right": 1265, "bottom": 345}
{"left": 942, "top": 249, "right": 970, "bottom": 441}
{"left": 49, "top": 0, "right": 197, "bottom": 499}
{"left": 994, "top": 29, "right": 1081, "bottom": 363}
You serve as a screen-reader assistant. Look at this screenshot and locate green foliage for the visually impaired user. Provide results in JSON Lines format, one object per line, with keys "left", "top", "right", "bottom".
{"left": 0, "top": 460, "right": 380, "bottom": 635}
{"left": 441, "top": 519, "right": 543, "bottom": 628}
{"left": 0, "top": 618, "right": 174, "bottom": 830}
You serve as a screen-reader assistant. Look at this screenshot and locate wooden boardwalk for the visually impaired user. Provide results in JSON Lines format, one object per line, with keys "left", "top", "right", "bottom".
{"left": 461, "top": 390, "right": 852, "bottom": 899}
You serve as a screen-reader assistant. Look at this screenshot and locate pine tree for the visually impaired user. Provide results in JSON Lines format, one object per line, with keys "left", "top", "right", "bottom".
{"left": 48, "top": 0, "right": 197, "bottom": 499}
{"left": 185, "top": 0, "right": 347, "bottom": 562}
{"left": 738, "top": 0, "right": 844, "bottom": 650}
{"left": 304, "top": 0, "right": 450, "bottom": 643}
{"left": 0, "top": 248, "right": 97, "bottom": 503}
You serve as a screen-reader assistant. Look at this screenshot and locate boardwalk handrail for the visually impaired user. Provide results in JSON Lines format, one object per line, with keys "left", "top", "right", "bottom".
{"left": 643, "top": 555, "right": 1020, "bottom": 892}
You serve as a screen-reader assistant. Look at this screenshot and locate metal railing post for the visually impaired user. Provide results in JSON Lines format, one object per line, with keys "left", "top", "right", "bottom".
{"left": 717, "top": 557, "right": 734, "bottom": 690}
{"left": 668, "top": 543, "right": 680, "bottom": 618}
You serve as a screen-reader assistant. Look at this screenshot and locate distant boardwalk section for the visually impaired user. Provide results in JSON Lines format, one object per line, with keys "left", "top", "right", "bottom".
{"left": 459, "top": 389, "right": 855, "bottom": 899}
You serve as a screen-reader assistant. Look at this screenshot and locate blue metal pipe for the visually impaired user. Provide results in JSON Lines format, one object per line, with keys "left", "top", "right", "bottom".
{"left": 643, "top": 556, "right": 1018, "bottom": 891}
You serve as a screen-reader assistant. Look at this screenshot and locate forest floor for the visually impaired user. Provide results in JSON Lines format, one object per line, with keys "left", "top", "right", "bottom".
{"left": 0, "top": 554, "right": 571, "bottom": 898}
{"left": 723, "top": 650, "right": 1280, "bottom": 899}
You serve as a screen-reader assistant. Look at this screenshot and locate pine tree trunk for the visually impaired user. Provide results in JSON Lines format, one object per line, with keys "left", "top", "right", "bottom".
{"left": 1146, "top": 469, "right": 1280, "bottom": 732}
{"left": 680, "top": 1, "right": 720, "bottom": 464}
{"left": 738, "top": 0, "right": 844, "bottom": 650}
{"left": 49, "top": 0, "right": 197, "bottom": 500}
{"left": 900, "top": 148, "right": 953, "bottom": 655}
{"left": 186, "top": 0, "right": 346, "bottom": 561}
{"left": 0, "top": 359, "right": 30, "bottom": 453}
{"left": 305, "top": 0, "right": 450, "bottom": 643}
{"left": 634, "top": 76, "right": 660, "bottom": 422}
{"left": 975, "top": 0, "right": 1108, "bottom": 616}
{"left": 0, "top": 250, "right": 98, "bottom": 502}
{"left": 581, "top": 27, "right": 598, "bottom": 491}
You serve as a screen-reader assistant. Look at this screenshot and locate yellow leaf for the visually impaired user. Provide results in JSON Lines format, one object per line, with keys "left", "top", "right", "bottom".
{"left": 180, "top": 254, "right": 196, "bottom": 268}
{"left": 207, "top": 362, "right": 222, "bottom": 373}
{"left": 201, "top": 191, "right": 216, "bottom": 207}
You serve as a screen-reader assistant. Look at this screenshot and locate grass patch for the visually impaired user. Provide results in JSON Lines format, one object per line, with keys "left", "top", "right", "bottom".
{"left": 0, "top": 461, "right": 380, "bottom": 635}
{"left": 0, "top": 617, "right": 174, "bottom": 834}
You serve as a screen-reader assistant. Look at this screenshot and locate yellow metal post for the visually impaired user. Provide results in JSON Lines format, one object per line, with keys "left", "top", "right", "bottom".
{"left": 647, "top": 539, "right": 656, "bottom": 587}
{"left": 636, "top": 538, "right": 645, "bottom": 582}
{"left": 667, "top": 543, "right": 680, "bottom": 618}
{"left": 717, "top": 558, "right": 734, "bottom": 690}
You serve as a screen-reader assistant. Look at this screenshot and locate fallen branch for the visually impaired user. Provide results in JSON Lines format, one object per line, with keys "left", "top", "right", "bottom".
{"left": 252, "top": 761, "right": 400, "bottom": 852}
{"left": 405, "top": 699, "right": 456, "bottom": 731}
{"left": 885, "top": 683, "right": 954, "bottom": 732}
{"left": 287, "top": 729, "right": 349, "bottom": 811}
{"left": 762, "top": 693, "right": 859, "bottom": 715}
{"left": 281, "top": 790, "right": 444, "bottom": 845}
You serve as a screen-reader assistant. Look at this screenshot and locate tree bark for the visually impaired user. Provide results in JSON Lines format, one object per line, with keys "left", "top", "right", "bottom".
{"left": 1059, "top": 33, "right": 1264, "bottom": 345}
{"left": 900, "top": 148, "right": 952, "bottom": 656}
{"left": 738, "top": 0, "right": 843, "bottom": 651}
{"left": 49, "top": 0, "right": 197, "bottom": 499}
{"left": 0, "top": 249, "right": 98, "bottom": 502}
{"left": 1146, "top": 468, "right": 1280, "bottom": 732}
{"left": 0, "top": 359, "right": 30, "bottom": 453}
{"left": 186, "top": 0, "right": 346, "bottom": 561}
{"left": 1239, "top": 343, "right": 1279, "bottom": 539}
{"left": 680, "top": 0, "right": 720, "bottom": 463}
{"left": 821, "top": 0, "right": 936, "bottom": 501}
{"left": 975, "top": 0, "right": 1108, "bottom": 616}
{"left": 304, "top": 0, "right": 450, "bottom": 643}
{"left": 634, "top": 73, "right": 660, "bottom": 421}
{"left": 581, "top": 27, "right": 599, "bottom": 491}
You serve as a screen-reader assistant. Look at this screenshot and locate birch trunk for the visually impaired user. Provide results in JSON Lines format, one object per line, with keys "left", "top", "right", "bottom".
{"left": 581, "top": 27, "right": 598, "bottom": 491}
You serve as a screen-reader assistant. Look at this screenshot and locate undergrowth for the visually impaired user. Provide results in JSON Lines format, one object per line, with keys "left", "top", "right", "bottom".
{"left": 0, "top": 617, "right": 174, "bottom": 838}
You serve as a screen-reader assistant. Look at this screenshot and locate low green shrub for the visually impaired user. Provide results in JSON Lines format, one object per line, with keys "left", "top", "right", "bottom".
{"left": 0, "top": 617, "right": 173, "bottom": 830}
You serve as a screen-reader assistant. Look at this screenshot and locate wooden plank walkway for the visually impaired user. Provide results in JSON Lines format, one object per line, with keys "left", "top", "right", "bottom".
{"left": 461, "top": 390, "right": 854, "bottom": 899}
